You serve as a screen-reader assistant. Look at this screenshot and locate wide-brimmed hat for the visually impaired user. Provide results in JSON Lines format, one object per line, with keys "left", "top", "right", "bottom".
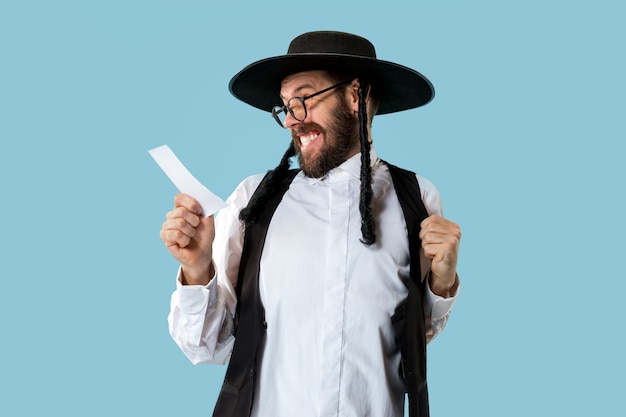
{"left": 229, "top": 31, "right": 434, "bottom": 115}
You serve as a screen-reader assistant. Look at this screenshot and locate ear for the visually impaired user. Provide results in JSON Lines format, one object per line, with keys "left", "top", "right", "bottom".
{"left": 347, "top": 78, "right": 360, "bottom": 113}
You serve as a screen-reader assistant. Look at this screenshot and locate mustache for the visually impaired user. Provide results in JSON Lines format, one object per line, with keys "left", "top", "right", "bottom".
{"left": 291, "top": 123, "right": 324, "bottom": 153}
{"left": 291, "top": 123, "right": 324, "bottom": 136}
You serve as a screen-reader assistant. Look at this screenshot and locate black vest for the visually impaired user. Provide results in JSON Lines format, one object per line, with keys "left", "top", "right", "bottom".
{"left": 212, "top": 162, "right": 430, "bottom": 417}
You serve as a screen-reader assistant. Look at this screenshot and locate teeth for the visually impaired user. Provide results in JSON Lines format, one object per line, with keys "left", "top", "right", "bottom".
{"left": 300, "top": 133, "right": 318, "bottom": 146}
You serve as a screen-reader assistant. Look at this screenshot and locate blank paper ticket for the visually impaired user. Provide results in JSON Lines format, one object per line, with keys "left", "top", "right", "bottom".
{"left": 149, "top": 144, "right": 227, "bottom": 216}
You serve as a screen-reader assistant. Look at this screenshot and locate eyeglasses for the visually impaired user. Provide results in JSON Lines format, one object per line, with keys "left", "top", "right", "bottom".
{"left": 271, "top": 80, "right": 350, "bottom": 128}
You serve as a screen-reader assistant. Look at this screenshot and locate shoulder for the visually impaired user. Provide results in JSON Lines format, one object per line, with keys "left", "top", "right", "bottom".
{"left": 415, "top": 174, "right": 443, "bottom": 216}
{"left": 378, "top": 161, "right": 443, "bottom": 216}
{"left": 225, "top": 173, "right": 267, "bottom": 209}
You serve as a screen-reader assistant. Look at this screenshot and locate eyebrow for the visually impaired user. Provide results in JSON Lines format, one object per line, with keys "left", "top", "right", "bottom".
{"left": 279, "top": 83, "right": 316, "bottom": 100}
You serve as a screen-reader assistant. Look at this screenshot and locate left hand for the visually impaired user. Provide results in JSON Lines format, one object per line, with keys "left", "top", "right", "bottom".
{"left": 419, "top": 215, "right": 461, "bottom": 297}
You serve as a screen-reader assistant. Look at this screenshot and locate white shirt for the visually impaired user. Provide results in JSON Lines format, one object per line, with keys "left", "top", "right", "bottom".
{"left": 168, "top": 150, "right": 458, "bottom": 417}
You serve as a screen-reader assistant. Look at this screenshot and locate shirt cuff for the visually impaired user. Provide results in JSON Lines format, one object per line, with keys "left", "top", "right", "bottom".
{"left": 424, "top": 274, "right": 460, "bottom": 320}
{"left": 175, "top": 266, "right": 217, "bottom": 315}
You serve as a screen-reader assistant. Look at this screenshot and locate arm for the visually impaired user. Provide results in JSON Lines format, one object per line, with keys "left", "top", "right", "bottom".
{"left": 167, "top": 269, "right": 236, "bottom": 365}
{"left": 161, "top": 176, "right": 264, "bottom": 364}
{"left": 416, "top": 175, "right": 461, "bottom": 342}
{"left": 161, "top": 194, "right": 236, "bottom": 364}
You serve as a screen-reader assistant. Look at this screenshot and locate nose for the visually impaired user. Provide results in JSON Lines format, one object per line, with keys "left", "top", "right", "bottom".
{"left": 283, "top": 110, "right": 302, "bottom": 129}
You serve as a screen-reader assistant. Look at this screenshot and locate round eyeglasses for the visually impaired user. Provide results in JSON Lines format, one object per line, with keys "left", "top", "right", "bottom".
{"left": 271, "top": 80, "right": 350, "bottom": 128}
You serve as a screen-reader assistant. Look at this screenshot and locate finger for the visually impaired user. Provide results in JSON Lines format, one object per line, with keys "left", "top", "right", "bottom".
{"left": 174, "top": 194, "right": 203, "bottom": 215}
{"left": 166, "top": 206, "right": 201, "bottom": 228}
{"left": 163, "top": 217, "right": 198, "bottom": 239}
{"left": 419, "top": 216, "right": 461, "bottom": 241}
{"left": 422, "top": 231, "right": 460, "bottom": 260}
{"left": 160, "top": 228, "right": 192, "bottom": 248}
{"left": 422, "top": 240, "right": 458, "bottom": 261}
{"left": 420, "top": 215, "right": 458, "bottom": 232}
{"left": 421, "top": 231, "right": 460, "bottom": 248}
{"left": 421, "top": 220, "right": 460, "bottom": 260}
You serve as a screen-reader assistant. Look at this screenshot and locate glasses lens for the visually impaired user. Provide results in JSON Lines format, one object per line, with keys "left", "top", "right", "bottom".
{"left": 288, "top": 97, "right": 306, "bottom": 121}
{"left": 271, "top": 98, "right": 308, "bottom": 128}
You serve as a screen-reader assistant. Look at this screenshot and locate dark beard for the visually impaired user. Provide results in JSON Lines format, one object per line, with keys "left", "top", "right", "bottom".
{"left": 292, "top": 105, "right": 360, "bottom": 178}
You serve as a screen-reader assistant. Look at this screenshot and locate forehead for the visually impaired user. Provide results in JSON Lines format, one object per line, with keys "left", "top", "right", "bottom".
{"left": 279, "top": 70, "right": 333, "bottom": 96}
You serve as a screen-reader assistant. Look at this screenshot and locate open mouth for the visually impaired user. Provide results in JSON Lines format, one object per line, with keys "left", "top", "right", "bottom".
{"left": 299, "top": 130, "right": 320, "bottom": 148}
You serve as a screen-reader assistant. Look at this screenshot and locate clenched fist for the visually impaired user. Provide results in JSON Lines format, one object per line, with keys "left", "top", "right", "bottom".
{"left": 419, "top": 214, "right": 461, "bottom": 298}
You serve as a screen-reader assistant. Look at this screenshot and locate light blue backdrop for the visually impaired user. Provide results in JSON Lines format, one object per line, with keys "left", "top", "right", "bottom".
{"left": 1, "top": 1, "right": 624, "bottom": 416}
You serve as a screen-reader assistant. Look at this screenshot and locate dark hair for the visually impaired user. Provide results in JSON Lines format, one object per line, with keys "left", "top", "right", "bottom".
{"left": 238, "top": 142, "right": 296, "bottom": 225}
{"left": 357, "top": 80, "right": 376, "bottom": 245}
{"left": 328, "top": 72, "right": 377, "bottom": 244}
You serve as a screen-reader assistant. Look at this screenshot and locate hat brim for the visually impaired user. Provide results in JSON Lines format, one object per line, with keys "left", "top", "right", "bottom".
{"left": 229, "top": 53, "right": 434, "bottom": 115}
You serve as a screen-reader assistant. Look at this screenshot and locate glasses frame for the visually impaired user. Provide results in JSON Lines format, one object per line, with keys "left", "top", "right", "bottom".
{"left": 271, "top": 80, "right": 351, "bottom": 128}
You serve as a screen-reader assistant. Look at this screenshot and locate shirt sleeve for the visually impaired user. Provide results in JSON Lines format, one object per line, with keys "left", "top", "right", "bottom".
{"left": 422, "top": 273, "right": 460, "bottom": 343}
{"left": 167, "top": 269, "right": 236, "bottom": 365}
{"left": 416, "top": 174, "right": 461, "bottom": 343}
{"left": 167, "top": 174, "right": 265, "bottom": 365}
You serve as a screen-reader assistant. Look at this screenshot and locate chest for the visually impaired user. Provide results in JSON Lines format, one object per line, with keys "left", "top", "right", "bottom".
{"left": 258, "top": 174, "right": 410, "bottom": 328}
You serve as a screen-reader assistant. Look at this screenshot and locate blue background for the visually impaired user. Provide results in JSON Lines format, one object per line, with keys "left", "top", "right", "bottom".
{"left": 1, "top": 1, "right": 624, "bottom": 415}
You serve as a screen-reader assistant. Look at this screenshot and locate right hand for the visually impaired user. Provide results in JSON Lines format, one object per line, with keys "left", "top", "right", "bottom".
{"left": 160, "top": 194, "right": 215, "bottom": 285}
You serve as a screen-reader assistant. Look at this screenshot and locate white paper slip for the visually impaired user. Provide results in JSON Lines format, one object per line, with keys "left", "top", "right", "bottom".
{"left": 149, "top": 144, "right": 227, "bottom": 216}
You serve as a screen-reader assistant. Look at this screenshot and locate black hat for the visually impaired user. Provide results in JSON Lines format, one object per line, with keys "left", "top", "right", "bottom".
{"left": 229, "top": 31, "right": 434, "bottom": 115}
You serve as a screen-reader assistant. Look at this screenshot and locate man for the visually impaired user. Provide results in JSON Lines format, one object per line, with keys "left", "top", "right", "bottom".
{"left": 161, "top": 31, "right": 461, "bottom": 417}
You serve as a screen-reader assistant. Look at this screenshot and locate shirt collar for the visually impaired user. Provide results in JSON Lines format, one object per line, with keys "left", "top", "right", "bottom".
{"left": 304, "top": 145, "right": 380, "bottom": 185}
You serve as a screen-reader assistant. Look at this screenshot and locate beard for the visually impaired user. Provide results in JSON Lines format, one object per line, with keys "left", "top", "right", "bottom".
{"left": 292, "top": 103, "right": 360, "bottom": 178}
